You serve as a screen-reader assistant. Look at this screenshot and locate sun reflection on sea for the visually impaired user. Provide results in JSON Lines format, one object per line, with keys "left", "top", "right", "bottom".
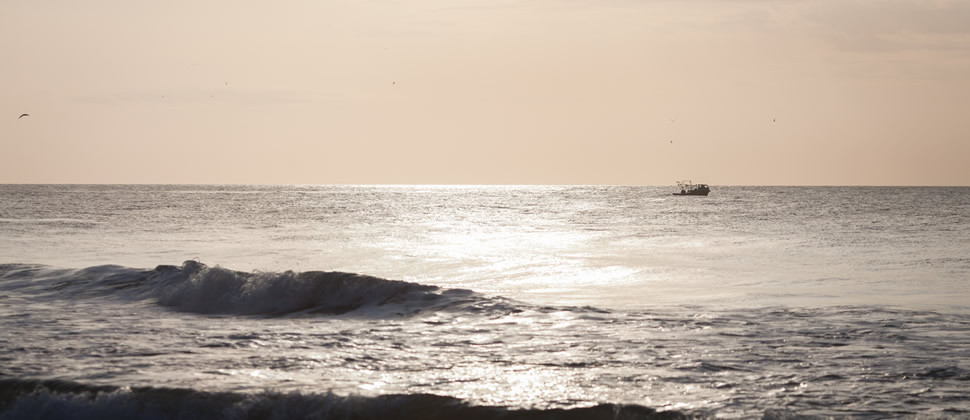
{"left": 443, "top": 365, "right": 590, "bottom": 408}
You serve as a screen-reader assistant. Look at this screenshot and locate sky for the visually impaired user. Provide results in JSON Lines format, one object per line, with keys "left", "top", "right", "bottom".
{"left": 3, "top": 0, "right": 969, "bottom": 185}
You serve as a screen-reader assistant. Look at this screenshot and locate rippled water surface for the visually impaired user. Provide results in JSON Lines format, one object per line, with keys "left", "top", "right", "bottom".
{"left": 1, "top": 185, "right": 969, "bottom": 418}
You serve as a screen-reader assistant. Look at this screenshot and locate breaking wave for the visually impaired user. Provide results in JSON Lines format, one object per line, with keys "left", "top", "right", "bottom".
{"left": 0, "top": 378, "right": 684, "bottom": 420}
{"left": 0, "top": 261, "right": 518, "bottom": 317}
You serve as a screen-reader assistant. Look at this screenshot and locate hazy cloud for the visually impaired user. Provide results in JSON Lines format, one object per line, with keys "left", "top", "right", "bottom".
{"left": 74, "top": 89, "right": 337, "bottom": 106}
{"left": 807, "top": 0, "right": 970, "bottom": 53}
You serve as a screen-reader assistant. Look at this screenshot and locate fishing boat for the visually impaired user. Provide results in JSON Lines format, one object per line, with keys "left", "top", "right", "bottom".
{"left": 672, "top": 181, "right": 710, "bottom": 196}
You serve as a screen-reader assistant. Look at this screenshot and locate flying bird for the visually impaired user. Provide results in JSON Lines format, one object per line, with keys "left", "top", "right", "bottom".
{"left": 18, "top": 113, "right": 29, "bottom": 119}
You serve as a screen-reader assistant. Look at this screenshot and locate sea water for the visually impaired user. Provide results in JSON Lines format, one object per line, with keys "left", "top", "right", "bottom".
{"left": 1, "top": 185, "right": 968, "bottom": 418}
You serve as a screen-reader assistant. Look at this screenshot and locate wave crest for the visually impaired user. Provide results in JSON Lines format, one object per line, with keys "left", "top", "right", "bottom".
{"left": 0, "top": 261, "right": 515, "bottom": 318}
{"left": 151, "top": 261, "right": 443, "bottom": 316}
{"left": 0, "top": 378, "right": 682, "bottom": 420}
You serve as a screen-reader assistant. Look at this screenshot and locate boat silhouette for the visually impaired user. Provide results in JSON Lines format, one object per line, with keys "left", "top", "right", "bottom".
{"left": 672, "top": 181, "right": 710, "bottom": 196}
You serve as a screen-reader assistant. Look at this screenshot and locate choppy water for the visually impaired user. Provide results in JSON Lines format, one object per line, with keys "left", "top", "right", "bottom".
{"left": 1, "top": 185, "right": 969, "bottom": 418}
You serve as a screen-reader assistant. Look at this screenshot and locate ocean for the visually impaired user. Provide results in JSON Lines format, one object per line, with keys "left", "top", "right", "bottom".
{"left": 1, "top": 184, "right": 968, "bottom": 418}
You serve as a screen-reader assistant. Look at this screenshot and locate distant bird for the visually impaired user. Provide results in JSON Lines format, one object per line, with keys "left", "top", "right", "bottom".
{"left": 18, "top": 113, "right": 29, "bottom": 119}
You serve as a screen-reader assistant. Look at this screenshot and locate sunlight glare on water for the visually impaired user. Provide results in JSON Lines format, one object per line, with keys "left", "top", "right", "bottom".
{"left": 1, "top": 185, "right": 969, "bottom": 418}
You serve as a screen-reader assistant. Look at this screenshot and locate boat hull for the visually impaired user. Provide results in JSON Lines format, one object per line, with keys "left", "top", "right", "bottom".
{"left": 672, "top": 181, "right": 711, "bottom": 196}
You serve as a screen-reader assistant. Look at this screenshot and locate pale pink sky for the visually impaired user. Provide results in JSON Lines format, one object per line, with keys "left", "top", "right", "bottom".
{"left": 3, "top": 0, "right": 969, "bottom": 185}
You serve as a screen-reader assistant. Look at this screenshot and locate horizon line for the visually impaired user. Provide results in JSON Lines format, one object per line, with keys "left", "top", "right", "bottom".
{"left": 2, "top": 183, "right": 968, "bottom": 188}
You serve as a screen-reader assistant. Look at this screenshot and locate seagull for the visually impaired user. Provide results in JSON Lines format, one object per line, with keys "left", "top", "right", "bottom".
{"left": 18, "top": 113, "right": 29, "bottom": 119}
